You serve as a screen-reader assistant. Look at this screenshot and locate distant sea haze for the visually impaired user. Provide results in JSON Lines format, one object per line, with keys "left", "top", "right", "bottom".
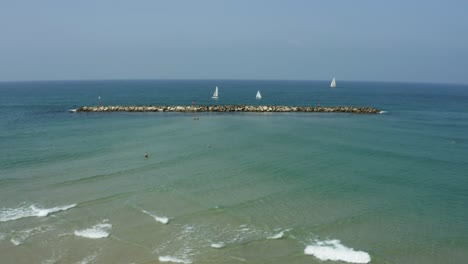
{"left": 0, "top": 80, "right": 467, "bottom": 264}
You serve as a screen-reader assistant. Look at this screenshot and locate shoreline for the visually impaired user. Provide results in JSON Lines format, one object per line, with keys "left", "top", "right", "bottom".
{"left": 73, "top": 105, "right": 381, "bottom": 114}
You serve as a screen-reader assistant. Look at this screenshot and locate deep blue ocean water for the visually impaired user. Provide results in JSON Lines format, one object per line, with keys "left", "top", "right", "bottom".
{"left": 0, "top": 80, "right": 467, "bottom": 264}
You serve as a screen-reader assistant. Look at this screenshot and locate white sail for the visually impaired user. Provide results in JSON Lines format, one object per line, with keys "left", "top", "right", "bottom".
{"left": 256, "top": 90, "right": 262, "bottom": 99}
{"left": 330, "top": 78, "right": 336, "bottom": 88}
{"left": 212, "top": 86, "right": 219, "bottom": 99}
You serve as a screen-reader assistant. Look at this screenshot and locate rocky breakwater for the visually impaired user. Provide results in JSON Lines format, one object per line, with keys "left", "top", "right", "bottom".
{"left": 75, "top": 105, "right": 381, "bottom": 114}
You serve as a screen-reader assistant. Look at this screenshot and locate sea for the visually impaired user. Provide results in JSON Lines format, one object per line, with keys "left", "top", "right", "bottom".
{"left": 0, "top": 80, "right": 467, "bottom": 264}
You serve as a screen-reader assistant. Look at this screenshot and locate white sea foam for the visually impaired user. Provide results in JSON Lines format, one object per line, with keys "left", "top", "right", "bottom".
{"left": 0, "top": 203, "right": 76, "bottom": 222}
{"left": 77, "top": 253, "right": 98, "bottom": 264}
{"left": 268, "top": 231, "right": 284, "bottom": 240}
{"left": 268, "top": 228, "right": 291, "bottom": 240}
{"left": 229, "top": 256, "right": 247, "bottom": 262}
{"left": 210, "top": 242, "right": 225, "bottom": 248}
{"left": 74, "top": 220, "right": 112, "bottom": 239}
{"left": 10, "top": 239, "right": 21, "bottom": 246}
{"left": 379, "top": 110, "right": 387, "bottom": 114}
{"left": 155, "top": 223, "right": 265, "bottom": 263}
{"left": 304, "top": 239, "right": 371, "bottom": 263}
{"left": 42, "top": 259, "right": 57, "bottom": 264}
{"left": 225, "top": 224, "right": 265, "bottom": 245}
{"left": 10, "top": 226, "right": 53, "bottom": 246}
{"left": 154, "top": 225, "right": 198, "bottom": 264}
{"left": 142, "top": 209, "right": 169, "bottom": 224}
{"left": 158, "top": 256, "right": 192, "bottom": 264}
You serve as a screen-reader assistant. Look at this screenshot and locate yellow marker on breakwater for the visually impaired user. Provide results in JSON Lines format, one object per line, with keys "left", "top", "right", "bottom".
{"left": 73, "top": 105, "right": 381, "bottom": 114}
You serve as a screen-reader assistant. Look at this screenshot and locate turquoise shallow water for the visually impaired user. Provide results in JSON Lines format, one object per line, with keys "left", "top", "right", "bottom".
{"left": 0, "top": 80, "right": 467, "bottom": 264}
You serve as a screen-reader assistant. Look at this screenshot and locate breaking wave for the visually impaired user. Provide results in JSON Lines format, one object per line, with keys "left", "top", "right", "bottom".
{"left": 304, "top": 239, "right": 371, "bottom": 263}
{"left": 210, "top": 242, "right": 225, "bottom": 248}
{"left": 142, "top": 209, "right": 169, "bottom": 224}
{"left": 268, "top": 231, "right": 284, "bottom": 240}
{"left": 0, "top": 203, "right": 76, "bottom": 222}
{"left": 74, "top": 220, "right": 112, "bottom": 239}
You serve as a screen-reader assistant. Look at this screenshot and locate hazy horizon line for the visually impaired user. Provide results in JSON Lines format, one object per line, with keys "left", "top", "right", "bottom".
{"left": 0, "top": 78, "right": 467, "bottom": 86}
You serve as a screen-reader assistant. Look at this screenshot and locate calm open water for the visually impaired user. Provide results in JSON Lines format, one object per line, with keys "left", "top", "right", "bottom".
{"left": 0, "top": 80, "right": 467, "bottom": 264}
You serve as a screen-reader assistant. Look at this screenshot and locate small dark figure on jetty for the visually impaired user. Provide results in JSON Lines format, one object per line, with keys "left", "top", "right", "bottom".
{"left": 144, "top": 152, "right": 149, "bottom": 158}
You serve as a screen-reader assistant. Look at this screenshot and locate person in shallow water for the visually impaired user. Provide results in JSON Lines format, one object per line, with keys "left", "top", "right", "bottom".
{"left": 144, "top": 152, "right": 149, "bottom": 158}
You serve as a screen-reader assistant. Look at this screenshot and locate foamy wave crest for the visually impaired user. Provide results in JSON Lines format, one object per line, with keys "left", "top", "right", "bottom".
{"left": 210, "top": 242, "right": 225, "bottom": 249}
{"left": 74, "top": 220, "right": 112, "bottom": 239}
{"left": 155, "top": 223, "right": 265, "bottom": 263}
{"left": 0, "top": 203, "right": 76, "bottom": 222}
{"left": 268, "top": 228, "right": 290, "bottom": 240}
{"left": 154, "top": 225, "right": 198, "bottom": 263}
{"left": 268, "top": 231, "right": 284, "bottom": 240}
{"left": 379, "top": 111, "right": 387, "bottom": 114}
{"left": 10, "top": 226, "right": 53, "bottom": 246}
{"left": 304, "top": 239, "right": 371, "bottom": 263}
{"left": 159, "top": 256, "right": 192, "bottom": 264}
{"left": 142, "top": 210, "right": 169, "bottom": 224}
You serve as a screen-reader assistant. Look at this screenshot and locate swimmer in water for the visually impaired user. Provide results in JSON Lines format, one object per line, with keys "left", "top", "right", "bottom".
{"left": 144, "top": 152, "right": 149, "bottom": 158}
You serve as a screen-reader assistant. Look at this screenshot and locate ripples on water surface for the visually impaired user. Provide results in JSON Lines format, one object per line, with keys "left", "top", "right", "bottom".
{"left": 0, "top": 80, "right": 468, "bottom": 263}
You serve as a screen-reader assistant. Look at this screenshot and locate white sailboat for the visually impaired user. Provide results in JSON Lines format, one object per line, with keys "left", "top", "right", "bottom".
{"left": 330, "top": 78, "right": 336, "bottom": 88}
{"left": 212, "top": 86, "right": 219, "bottom": 99}
{"left": 256, "top": 90, "right": 262, "bottom": 100}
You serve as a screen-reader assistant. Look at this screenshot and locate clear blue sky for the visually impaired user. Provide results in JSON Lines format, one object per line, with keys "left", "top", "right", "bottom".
{"left": 1, "top": 0, "right": 467, "bottom": 83}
